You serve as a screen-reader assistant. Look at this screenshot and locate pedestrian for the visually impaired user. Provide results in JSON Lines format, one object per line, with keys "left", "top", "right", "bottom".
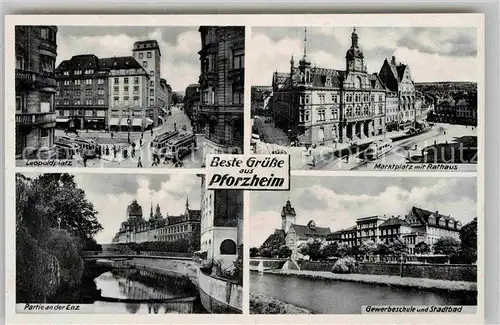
{"left": 152, "top": 153, "right": 158, "bottom": 167}
{"left": 140, "top": 139, "right": 143, "bottom": 147}
{"left": 174, "top": 123, "right": 177, "bottom": 131}
{"left": 137, "top": 157, "right": 143, "bottom": 168}
{"left": 83, "top": 156, "right": 87, "bottom": 167}
{"left": 106, "top": 146, "right": 110, "bottom": 156}
{"left": 111, "top": 132, "right": 114, "bottom": 139}
{"left": 132, "top": 148, "right": 135, "bottom": 158}
{"left": 151, "top": 128, "right": 153, "bottom": 136}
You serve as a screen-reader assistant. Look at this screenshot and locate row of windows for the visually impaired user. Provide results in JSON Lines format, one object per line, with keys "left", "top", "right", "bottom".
{"left": 113, "top": 97, "right": 142, "bottom": 107}
{"left": 114, "top": 77, "right": 142, "bottom": 85}
{"left": 57, "top": 109, "right": 106, "bottom": 117}
{"left": 59, "top": 89, "right": 105, "bottom": 96}
{"left": 57, "top": 99, "right": 105, "bottom": 106}
{"left": 155, "top": 224, "right": 192, "bottom": 235}
{"left": 301, "top": 93, "right": 385, "bottom": 105}
{"left": 63, "top": 79, "right": 105, "bottom": 86}
{"left": 138, "top": 52, "right": 153, "bottom": 59}
{"left": 113, "top": 85, "right": 141, "bottom": 94}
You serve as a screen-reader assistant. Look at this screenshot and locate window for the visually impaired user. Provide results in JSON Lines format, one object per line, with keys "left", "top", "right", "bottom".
{"left": 355, "top": 94, "right": 360, "bottom": 102}
{"left": 364, "top": 105, "right": 369, "bottom": 115}
{"left": 305, "top": 111, "right": 310, "bottom": 122}
{"left": 134, "top": 97, "right": 139, "bottom": 106}
{"left": 379, "top": 95, "right": 383, "bottom": 102}
{"left": 147, "top": 51, "right": 152, "bottom": 58}
{"left": 232, "top": 49, "right": 244, "bottom": 69}
{"left": 63, "top": 71, "right": 70, "bottom": 76}
{"left": 378, "top": 104, "right": 383, "bottom": 115}
{"left": 133, "top": 86, "right": 139, "bottom": 94}
{"left": 97, "top": 99, "right": 105, "bottom": 105}
{"left": 319, "top": 94, "right": 325, "bottom": 104}
{"left": 150, "top": 70, "right": 154, "bottom": 77}
{"left": 139, "top": 53, "right": 143, "bottom": 59}
{"left": 332, "top": 94, "right": 338, "bottom": 103}
{"left": 85, "top": 90, "right": 92, "bottom": 96}
{"left": 143, "top": 61, "right": 148, "bottom": 67}
{"left": 97, "top": 88, "right": 104, "bottom": 95}
{"left": 355, "top": 105, "right": 361, "bottom": 116}
{"left": 124, "top": 86, "right": 129, "bottom": 93}
{"left": 74, "top": 79, "right": 81, "bottom": 86}
{"left": 124, "top": 96, "right": 129, "bottom": 106}
{"left": 371, "top": 95, "right": 375, "bottom": 102}
{"left": 40, "top": 28, "right": 48, "bottom": 39}
{"left": 114, "top": 78, "right": 119, "bottom": 84}
{"left": 317, "top": 109, "right": 326, "bottom": 121}
{"left": 64, "top": 100, "right": 69, "bottom": 105}
{"left": 97, "top": 78, "right": 104, "bottom": 84}
{"left": 16, "top": 56, "right": 25, "bottom": 70}
{"left": 64, "top": 80, "right": 70, "bottom": 86}
{"left": 85, "top": 79, "right": 92, "bottom": 85}
{"left": 232, "top": 88, "right": 243, "bottom": 104}
{"left": 305, "top": 95, "right": 310, "bottom": 104}
{"left": 75, "top": 90, "right": 81, "bottom": 96}
{"left": 40, "top": 128, "right": 49, "bottom": 138}
{"left": 346, "top": 93, "right": 353, "bottom": 102}
{"left": 134, "top": 77, "right": 139, "bottom": 84}
{"left": 114, "top": 97, "right": 119, "bottom": 106}
{"left": 150, "top": 98, "right": 154, "bottom": 106}
{"left": 86, "top": 99, "right": 92, "bottom": 106}
{"left": 84, "top": 69, "right": 94, "bottom": 74}
{"left": 331, "top": 108, "right": 338, "bottom": 119}
{"left": 346, "top": 106, "right": 352, "bottom": 116}
{"left": 150, "top": 80, "right": 154, "bottom": 87}
{"left": 124, "top": 77, "right": 129, "bottom": 85}
{"left": 113, "top": 86, "right": 119, "bottom": 94}
{"left": 150, "top": 89, "right": 154, "bottom": 96}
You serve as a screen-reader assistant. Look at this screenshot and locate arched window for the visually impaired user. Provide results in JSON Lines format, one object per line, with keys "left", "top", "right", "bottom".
{"left": 220, "top": 239, "right": 237, "bottom": 255}
{"left": 355, "top": 76, "right": 362, "bottom": 89}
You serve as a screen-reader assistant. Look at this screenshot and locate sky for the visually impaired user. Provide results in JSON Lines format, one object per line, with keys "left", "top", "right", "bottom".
{"left": 249, "top": 177, "right": 477, "bottom": 248}
{"left": 56, "top": 26, "right": 201, "bottom": 92}
{"left": 250, "top": 27, "right": 478, "bottom": 86}
{"left": 20, "top": 173, "right": 202, "bottom": 244}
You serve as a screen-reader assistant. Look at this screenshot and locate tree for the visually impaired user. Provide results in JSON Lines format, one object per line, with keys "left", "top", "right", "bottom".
{"left": 249, "top": 247, "right": 259, "bottom": 258}
{"left": 320, "top": 242, "right": 338, "bottom": 259}
{"left": 460, "top": 218, "right": 477, "bottom": 263}
{"left": 277, "top": 245, "right": 292, "bottom": 258}
{"left": 188, "top": 225, "right": 201, "bottom": 254}
{"left": 376, "top": 242, "right": 390, "bottom": 261}
{"left": 299, "top": 238, "right": 323, "bottom": 261}
{"left": 433, "top": 237, "right": 461, "bottom": 261}
{"left": 172, "top": 92, "right": 183, "bottom": 105}
{"left": 359, "top": 240, "right": 378, "bottom": 261}
{"left": 414, "top": 241, "right": 431, "bottom": 255}
{"left": 259, "top": 247, "right": 273, "bottom": 258}
{"left": 387, "top": 240, "right": 406, "bottom": 256}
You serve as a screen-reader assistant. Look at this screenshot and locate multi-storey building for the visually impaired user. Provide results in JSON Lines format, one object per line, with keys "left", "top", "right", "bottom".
{"left": 198, "top": 26, "right": 245, "bottom": 156}
{"left": 378, "top": 56, "right": 417, "bottom": 129}
{"left": 198, "top": 174, "right": 243, "bottom": 269}
{"left": 55, "top": 55, "right": 150, "bottom": 131}
{"left": 15, "top": 26, "right": 58, "bottom": 159}
{"left": 112, "top": 198, "right": 201, "bottom": 244}
{"left": 132, "top": 40, "right": 162, "bottom": 127}
{"left": 104, "top": 56, "right": 151, "bottom": 132}
{"left": 271, "top": 28, "right": 387, "bottom": 145}
{"left": 385, "top": 91, "right": 400, "bottom": 131}
{"left": 355, "top": 215, "right": 388, "bottom": 246}
{"left": 184, "top": 83, "right": 200, "bottom": 129}
{"left": 158, "top": 78, "right": 169, "bottom": 123}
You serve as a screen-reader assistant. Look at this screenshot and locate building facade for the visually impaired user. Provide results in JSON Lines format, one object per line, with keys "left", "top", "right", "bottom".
{"left": 271, "top": 28, "right": 388, "bottom": 145}
{"left": 55, "top": 55, "right": 151, "bottom": 131}
{"left": 378, "top": 56, "right": 417, "bottom": 129}
{"left": 133, "top": 40, "right": 162, "bottom": 127}
{"left": 184, "top": 83, "right": 201, "bottom": 129}
{"left": 198, "top": 26, "right": 245, "bottom": 157}
{"left": 198, "top": 174, "right": 243, "bottom": 269}
{"left": 15, "top": 26, "right": 58, "bottom": 159}
{"left": 112, "top": 198, "right": 201, "bottom": 244}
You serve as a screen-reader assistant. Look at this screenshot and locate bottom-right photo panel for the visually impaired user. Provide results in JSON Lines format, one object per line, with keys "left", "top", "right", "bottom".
{"left": 249, "top": 176, "right": 478, "bottom": 314}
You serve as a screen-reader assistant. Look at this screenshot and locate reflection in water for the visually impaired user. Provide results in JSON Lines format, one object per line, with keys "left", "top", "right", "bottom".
{"left": 251, "top": 272, "right": 477, "bottom": 314}
{"left": 93, "top": 271, "right": 204, "bottom": 314}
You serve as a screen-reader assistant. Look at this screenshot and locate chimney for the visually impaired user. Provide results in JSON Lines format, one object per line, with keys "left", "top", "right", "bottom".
{"left": 391, "top": 56, "right": 396, "bottom": 65}
{"left": 435, "top": 211, "right": 439, "bottom": 215}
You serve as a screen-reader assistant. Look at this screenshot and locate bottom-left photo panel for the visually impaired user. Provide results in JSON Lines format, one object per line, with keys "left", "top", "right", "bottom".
{"left": 15, "top": 172, "right": 244, "bottom": 314}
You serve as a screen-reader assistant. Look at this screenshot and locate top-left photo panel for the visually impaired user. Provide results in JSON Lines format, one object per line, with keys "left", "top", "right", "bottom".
{"left": 14, "top": 25, "right": 245, "bottom": 168}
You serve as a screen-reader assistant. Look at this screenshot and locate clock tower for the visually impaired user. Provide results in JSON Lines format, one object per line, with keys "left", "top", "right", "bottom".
{"left": 345, "top": 27, "right": 366, "bottom": 73}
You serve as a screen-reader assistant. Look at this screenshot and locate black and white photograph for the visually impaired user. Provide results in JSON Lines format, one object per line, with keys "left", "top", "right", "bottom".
{"left": 249, "top": 176, "right": 478, "bottom": 314}
{"left": 249, "top": 27, "right": 479, "bottom": 171}
{"left": 15, "top": 25, "right": 244, "bottom": 168}
{"left": 16, "top": 173, "right": 243, "bottom": 314}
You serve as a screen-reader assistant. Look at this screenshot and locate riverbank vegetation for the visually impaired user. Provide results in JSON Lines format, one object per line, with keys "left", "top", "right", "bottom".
{"left": 250, "top": 293, "right": 312, "bottom": 314}
{"left": 16, "top": 173, "right": 103, "bottom": 303}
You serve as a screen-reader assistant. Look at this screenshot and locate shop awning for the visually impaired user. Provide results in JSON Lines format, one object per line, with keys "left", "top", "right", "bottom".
{"left": 132, "top": 118, "right": 142, "bottom": 126}
{"left": 56, "top": 118, "right": 70, "bottom": 123}
{"left": 120, "top": 119, "right": 129, "bottom": 126}
{"left": 109, "top": 118, "right": 120, "bottom": 126}
{"left": 146, "top": 118, "right": 154, "bottom": 125}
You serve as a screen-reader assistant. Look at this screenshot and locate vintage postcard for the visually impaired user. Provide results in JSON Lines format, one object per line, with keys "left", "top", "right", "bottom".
{"left": 4, "top": 13, "right": 484, "bottom": 325}
{"left": 249, "top": 26, "right": 481, "bottom": 172}
{"left": 13, "top": 25, "right": 244, "bottom": 169}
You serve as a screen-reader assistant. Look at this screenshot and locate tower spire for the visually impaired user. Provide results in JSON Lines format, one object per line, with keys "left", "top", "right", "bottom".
{"left": 303, "top": 27, "right": 308, "bottom": 58}
{"left": 150, "top": 202, "right": 153, "bottom": 218}
{"left": 185, "top": 196, "right": 189, "bottom": 209}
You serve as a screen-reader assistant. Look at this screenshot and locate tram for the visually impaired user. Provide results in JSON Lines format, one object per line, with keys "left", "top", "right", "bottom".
{"left": 150, "top": 130, "right": 180, "bottom": 155}
{"left": 365, "top": 138, "right": 393, "bottom": 160}
{"left": 163, "top": 133, "right": 196, "bottom": 161}
{"left": 54, "top": 140, "right": 81, "bottom": 160}
{"left": 55, "top": 136, "right": 97, "bottom": 158}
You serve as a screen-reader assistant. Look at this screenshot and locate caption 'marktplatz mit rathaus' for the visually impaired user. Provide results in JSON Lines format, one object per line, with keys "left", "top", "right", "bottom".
{"left": 271, "top": 28, "right": 421, "bottom": 146}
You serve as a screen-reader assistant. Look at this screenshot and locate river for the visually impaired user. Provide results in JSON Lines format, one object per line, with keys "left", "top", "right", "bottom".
{"left": 251, "top": 272, "right": 477, "bottom": 314}
{"left": 89, "top": 271, "right": 205, "bottom": 314}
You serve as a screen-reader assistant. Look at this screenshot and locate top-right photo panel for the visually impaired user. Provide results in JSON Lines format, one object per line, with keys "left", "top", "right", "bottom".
{"left": 249, "top": 27, "right": 479, "bottom": 172}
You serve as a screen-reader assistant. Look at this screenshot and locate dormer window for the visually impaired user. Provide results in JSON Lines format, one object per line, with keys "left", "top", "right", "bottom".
{"left": 308, "top": 220, "right": 316, "bottom": 230}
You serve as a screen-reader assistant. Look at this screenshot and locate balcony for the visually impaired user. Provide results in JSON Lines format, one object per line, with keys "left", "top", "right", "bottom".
{"left": 16, "top": 112, "right": 56, "bottom": 127}
{"left": 16, "top": 69, "right": 57, "bottom": 88}
{"left": 214, "top": 218, "right": 239, "bottom": 228}
{"left": 198, "top": 71, "right": 218, "bottom": 87}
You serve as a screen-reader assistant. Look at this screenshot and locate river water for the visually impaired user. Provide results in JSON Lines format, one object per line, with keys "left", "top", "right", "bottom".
{"left": 251, "top": 272, "right": 477, "bottom": 314}
{"left": 90, "top": 271, "right": 204, "bottom": 314}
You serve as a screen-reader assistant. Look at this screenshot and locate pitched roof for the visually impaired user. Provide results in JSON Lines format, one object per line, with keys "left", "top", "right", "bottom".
{"left": 99, "top": 56, "right": 146, "bottom": 72}
{"left": 56, "top": 54, "right": 100, "bottom": 72}
{"left": 409, "top": 206, "right": 461, "bottom": 230}
{"left": 281, "top": 200, "right": 296, "bottom": 216}
{"left": 187, "top": 209, "right": 201, "bottom": 221}
{"left": 291, "top": 224, "right": 331, "bottom": 239}
{"left": 326, "top": 230, "right": 343, "bottom": 241}
{"left": 396, "top": 64, "right": 407, "bottom": 81}
{"left": 379, "top": 217, "right": 411, "bottom": 228}
{"left": 311, "top": 68, "right": 345, "bottom": 88}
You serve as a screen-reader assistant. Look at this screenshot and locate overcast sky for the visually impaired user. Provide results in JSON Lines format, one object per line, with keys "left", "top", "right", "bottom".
{"left": 250, "top": 177, "right": 477, "bottom": 248}
{"left": 56, "top": 26, "right": 201, "bottom": 92}
{"left": 21, "top": 173, "right": 202, "bottom": 244}
{"left": 249, "top": 27, "right": 478, "bottom": 86}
